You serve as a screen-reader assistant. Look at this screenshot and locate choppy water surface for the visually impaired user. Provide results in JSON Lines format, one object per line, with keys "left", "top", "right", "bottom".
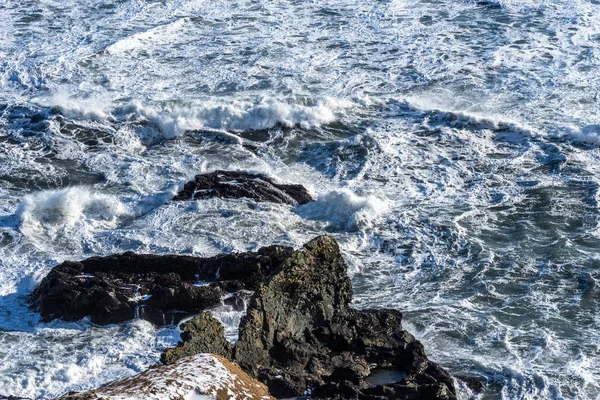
{"left": 1, "top": 0, "right": 600, "bottom": 398}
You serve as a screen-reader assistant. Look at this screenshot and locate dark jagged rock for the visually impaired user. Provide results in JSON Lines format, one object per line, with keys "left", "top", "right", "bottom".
{"left": 173, "top": 170, "right": 314, "bottom": 205}
{"left": 231, "top": 236, "right": 456, "bottom": 399}
{"left": 30, "top": 246, "right": 293, "bottom": 325}
{"left": 156, "top": 236, "right": 455, "bottom": 398}
{"left": 34, "top": 235, "right": 455, "bottom": 399}
{"left": 161, "top": 312, "right": 232, "bottom": 364}
{"left": 455, "top": 375, "right": 485, "bottom": 394}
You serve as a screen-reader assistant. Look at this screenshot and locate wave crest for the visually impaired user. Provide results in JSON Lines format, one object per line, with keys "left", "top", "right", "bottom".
{"left": 295, "top": 189, "right": 389, "bottom": 231}
{"left": 126, "top": 97, "right": 353, "bottom": 138}
{"left": 16, "top": 187, "right": 129, "bottom": 249}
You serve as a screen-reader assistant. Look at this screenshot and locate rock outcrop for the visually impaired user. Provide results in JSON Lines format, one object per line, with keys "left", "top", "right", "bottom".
{"left": 173, "top": 170, "right": 314, "bottom": 205}
{"left": 232, "top": 236, "right": 456, "bottom": 399}
{"left": 33, "top": 235, "right": 455, "bottom": 399}
{"left": 57, "top": 353, "right": 274, "bottom": 400}
{"left": 162, "top": 236, "right": 456, "bottom": 399}
{"left": 161, "top": 313, "right": 232, "bottom": 364}
{"left": 30, "top": 246, "right": 293, "bottom": 325}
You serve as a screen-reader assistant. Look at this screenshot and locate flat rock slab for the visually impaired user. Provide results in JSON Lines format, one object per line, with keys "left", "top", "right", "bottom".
{"left": 173, "top": 170, "right": 314, "bottom": 205}
{"left": 57, "top": 353, "right": 274, "bottom": 400}
{"left": 30, "top": 246, "right": 293, "bottom": 325}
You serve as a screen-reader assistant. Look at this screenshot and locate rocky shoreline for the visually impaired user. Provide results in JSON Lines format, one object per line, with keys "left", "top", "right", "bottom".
{"left": 28, "top": 235, "right": 458, "bottom": 399}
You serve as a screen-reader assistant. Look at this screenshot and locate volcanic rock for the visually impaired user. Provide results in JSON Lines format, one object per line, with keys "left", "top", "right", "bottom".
{"left": 30, "top": 246, "right": 293, "bottom": 325}
{"left": 161, "top": 312, "right": 232, "bottom": 364}
{"left": 232, "top": 236, "right": 456, "bottom": 399}
{"left": 173, "top": 170, "right": 314, "bottom": 205}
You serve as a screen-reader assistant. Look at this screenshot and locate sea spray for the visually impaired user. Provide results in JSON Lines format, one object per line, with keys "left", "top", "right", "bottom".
{"left": 296, "top": 189, "right": 389, "bottom": 231}
{"left": 16, "top": 187, "right": 129, "bottom": 251}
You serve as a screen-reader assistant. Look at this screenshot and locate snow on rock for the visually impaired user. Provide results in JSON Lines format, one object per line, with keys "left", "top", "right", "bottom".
{"left": 58, "top": 354, "right": 273, "bottom": 400}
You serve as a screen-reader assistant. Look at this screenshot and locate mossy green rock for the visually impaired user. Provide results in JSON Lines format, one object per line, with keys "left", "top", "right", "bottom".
{"left": 161, "top": 312, "right": 232, "bottom": 364}
{"left": 233, "top": 235, "right": 456, "bottom": 399}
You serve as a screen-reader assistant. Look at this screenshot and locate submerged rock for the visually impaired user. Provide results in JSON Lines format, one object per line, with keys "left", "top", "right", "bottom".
{"left": 30, "top": 246, "right": 293, "bottom": 325}
{"left": 57, "top": 353, "right": 273, "bottom": 400}
{"left": 455, "top": 375, "right": 485, "bottom": 394}
{"left": 173, "top": 170, "right": 314, "bottom": 205}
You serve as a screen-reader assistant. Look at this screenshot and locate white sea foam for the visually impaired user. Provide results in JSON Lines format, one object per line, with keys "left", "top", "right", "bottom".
{"left": 555, "top": 124, "right": 600, "bottom": 144}
{"left": 33, "top": 93, "right": 355, "bottom": 141}
{"left": 15, "top": 187, "right": 129, "bottom": 249}
{"left": 0, "top": 319, "right": 179, "bottom": 399}
{"left": 125, "top": 97, "right": 353, "bottom": 139}
{"left": 401, "top": 96, "right": 537, "bottom": 136}
{"left": 295, "top": 189, "right": 389, "bottom": 231}
{"left": 105, "top": 17, "right": 191, "bottom": 55}
{"left": 35, "top": 91, "right": 113, "bottom": 121}
{"left": 3, "top": 0, "right": 600, "bottom": 398}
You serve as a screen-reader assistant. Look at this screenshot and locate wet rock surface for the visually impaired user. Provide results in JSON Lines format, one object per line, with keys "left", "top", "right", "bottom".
{"left": 162, "top": 236, "right": 456, "bottom": 399}
{"left": 173, "top": 170, "right": 314, "bottom": 205}
{"left": 32, "top": 235, "right": 455, "bottom": 399}
{"left": 30, "top": 246, "right": 293, "bottom": 325}
{"left": 232, "top": 236, "right": 456, "bottom": 399}
{"left": 455, "top": 375, "right": 485, "bottom": 394}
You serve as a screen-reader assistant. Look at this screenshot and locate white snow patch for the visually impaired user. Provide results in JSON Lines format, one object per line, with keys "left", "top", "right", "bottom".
{"left": 64, "top": 354, "right": 271, "bottom": 400}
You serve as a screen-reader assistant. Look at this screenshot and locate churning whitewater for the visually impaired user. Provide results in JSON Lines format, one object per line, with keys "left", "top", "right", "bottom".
{"left": 1, "top": 0, "right": 600, "bottom": 398}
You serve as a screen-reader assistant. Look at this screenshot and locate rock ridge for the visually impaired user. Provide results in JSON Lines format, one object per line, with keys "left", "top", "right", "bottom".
{"left": 30, "top": 245, "right": 293, "bottom": 325}
{"left": 173, "top": 170, "right": 314, "bottom": 205}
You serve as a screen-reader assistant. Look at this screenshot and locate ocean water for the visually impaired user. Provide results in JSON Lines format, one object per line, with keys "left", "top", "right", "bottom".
{"left": 1, "top": 0, "right": 600, "bottom": 398}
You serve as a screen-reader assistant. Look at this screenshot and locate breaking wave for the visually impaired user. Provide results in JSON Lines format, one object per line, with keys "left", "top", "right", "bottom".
{"left": 295, "top": 189, "right": 389, "bottom": 231}
{"left": 16, "top": 187, "right": 130, "bottom": 249}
